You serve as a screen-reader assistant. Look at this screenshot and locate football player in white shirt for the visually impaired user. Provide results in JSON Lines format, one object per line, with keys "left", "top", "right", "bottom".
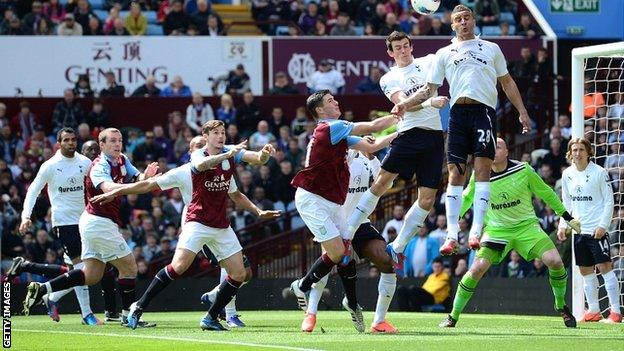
{"left": 304, "top": 147, "right": 401, "bottom": 334}
{"left": 344, "top": 31, "right": 449, "bottom": 279}
{"left": 9, "top": 127, "right": 102, "bottom": 325}
{"left": 557, "top": 138, "right": 621, "bottom": 323}
{"left": 391, "top": 4, "right": 532, "bottom": 256}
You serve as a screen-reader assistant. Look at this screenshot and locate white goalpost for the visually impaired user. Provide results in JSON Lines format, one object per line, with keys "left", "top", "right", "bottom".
{"left": 571, "top": 41, "right": 624, "bottom": 320}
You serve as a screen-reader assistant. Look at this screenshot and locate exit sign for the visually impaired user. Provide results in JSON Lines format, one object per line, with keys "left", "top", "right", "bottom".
{"left": 550, "top": 0, "right": 600, "bottom": 12}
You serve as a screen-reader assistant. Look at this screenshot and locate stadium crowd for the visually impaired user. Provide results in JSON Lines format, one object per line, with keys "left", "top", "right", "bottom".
{"left": 0, "top": 0, "right": 542, "bottom": 37}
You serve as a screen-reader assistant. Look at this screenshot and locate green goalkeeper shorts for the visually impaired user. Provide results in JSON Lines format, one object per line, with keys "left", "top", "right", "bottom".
{"left": 476, "top": 221, "right": 556, "bottom": 265}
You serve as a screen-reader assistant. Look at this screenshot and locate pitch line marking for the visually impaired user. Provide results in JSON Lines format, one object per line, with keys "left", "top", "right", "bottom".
{"left": 14, "top": 329, "right": 324, "bottom": 351}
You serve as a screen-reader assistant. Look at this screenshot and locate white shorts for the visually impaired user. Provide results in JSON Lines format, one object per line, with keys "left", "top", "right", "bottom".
{"left": 79, "top": 212, "right": 132, "bottom": 263}
{"left": 180, "top": 221, "right": 242, "bottom": 262}
{"left": 295, "top": 188, "right": 346, "bottom": 242}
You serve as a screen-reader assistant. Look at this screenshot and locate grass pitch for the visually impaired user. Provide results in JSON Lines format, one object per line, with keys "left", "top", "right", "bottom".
{"left": 11, "top": 310, "right": 624, "bottom": 351}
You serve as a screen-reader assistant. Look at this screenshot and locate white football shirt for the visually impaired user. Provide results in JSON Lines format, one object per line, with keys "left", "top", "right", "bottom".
{"left": 21, "top": 151, "right": 92, "bottom": 227}
{"left": 558, "top": 162, "right": 614, "bottom": 234}
{"left": 341, "top": 150, "right": 381, "bottom": 224}
{"left": 380, "top": 54, "right": 442, "bottom": 132}
{"left": 306, "top": 69, "right": 346, "bottom": 95}
{"left": 428, "top": 37, "right": 508, "bottom": 109}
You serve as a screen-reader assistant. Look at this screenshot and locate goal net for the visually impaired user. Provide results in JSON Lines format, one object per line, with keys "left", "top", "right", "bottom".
{"left": 571, "top": 42, "right": 624, "bottom": 320}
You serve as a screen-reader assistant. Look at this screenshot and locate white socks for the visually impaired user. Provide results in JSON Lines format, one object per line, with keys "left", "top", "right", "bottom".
{"left": 583, "top": 273, "right": 600, "bottom": 313}
{"left": 392, "top": 203, "right": 429, "bottom": 254}
{"left": 346, "top": 190, "right": 380, "bottom": 239}
{"left": 68, "top": 262, "right": 92, "bottom": 318}
{"left": 470, "top": 182, "right": 490, "bottom": 238}
{"left": 602, "top": 270, "right": 622, "bottom": 313}
{"left": 307, "top": 275, "right": 328, "bottom": 315}
{"left": 373, "top": 273, "right": 396, "bottom": 325}
{"left": 48, "top": 288, "right": 72, "bottom": 303}
{"left": 445, "top": 185, "right": 464, "bottom": 241}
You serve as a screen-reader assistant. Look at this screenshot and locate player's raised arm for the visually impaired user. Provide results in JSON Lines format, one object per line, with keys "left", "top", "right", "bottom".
{"left": 193, "top": 140, "right": 248, "bottom": 172}
{"left": 19, "top": 162, "right": 50, "bottom": 234}
{"left": 498, "top": 74, "right": 531, "bottom": 133}
{"left": 349, "top": 132, "right": 398, "bottom": 154}
{"left": 242, "top": 143, "right": 275, "bottom": 165}
{"left": 350, "top": 114, "right": 401, "bottom": 135}
{"left": 91, "top": 178, "right": 161, "bottom": 204}
{"left": 391, "top": 83, "right": 441, "bottom": 117}
{"left": 227, "top": 176, "right": 281, "bottom": 219}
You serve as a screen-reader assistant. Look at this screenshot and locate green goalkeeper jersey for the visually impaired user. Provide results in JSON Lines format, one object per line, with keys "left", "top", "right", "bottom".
{"left": 460, "top": 160, "right": 567, "bottom": 229}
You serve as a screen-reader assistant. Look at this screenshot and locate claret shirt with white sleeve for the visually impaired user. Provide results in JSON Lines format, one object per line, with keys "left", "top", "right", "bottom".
{"left": 558, "top": 162, "right": 614, "bottom": 235}
{"left": 21, "top": 151, "right": 92, "bottom": 227}
{"left": 427, "top": 37, "right": 508, "bottom": 109}
{"left": 380, "top": 54, "right": 442, "bottom": 132}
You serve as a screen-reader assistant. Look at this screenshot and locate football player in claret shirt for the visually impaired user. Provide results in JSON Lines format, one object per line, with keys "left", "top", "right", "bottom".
{"left": 289, "top": 90, "right": 400, "bottom": 332}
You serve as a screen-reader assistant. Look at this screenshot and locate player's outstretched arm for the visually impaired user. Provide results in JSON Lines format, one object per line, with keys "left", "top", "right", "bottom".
{"left": 19, "top": 164, "right": 50, "bottom": 235}
{"left": 138, "top": 162, "right": 159, "bottom": 181}
{"left": 228, "top": 191, "right": 282, "bottom": 219}
{"left": 92, "top": 178, "right": 161, "bottom": 204}
{"left": 391, "top": 82, "right": 440, "bottom": 116}
{"left": 351, "top": 114, "right": 401, "bottom": 135}
{"left": 242, "top": 143, "right": 276, "bottom": 165}
{"left": 350, "top": 132, "right": 398, "bottom": 154}
{"left": 498, "top": 74, "right": 531, "bottom": 133}
{"left": 194, "top": 140, "right": 248, "bottom": 172}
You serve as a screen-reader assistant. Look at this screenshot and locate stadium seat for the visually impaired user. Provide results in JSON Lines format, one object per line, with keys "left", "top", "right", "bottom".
{"left": 120, "top": 10, "right": 129, "bottom": 19}
{"left": 275, "top": 25, "right": 290, "bottom": 36}
{"left": 147, "top": 24, "right": 164, "bottom": 35}
{"left": 145, "top": 11, "right": 157, "bottom": 24}
{"left": 353, "top": 26, "right": 364, "bottom": 36}
{"left": 500, "top": 12, "right": 516, "bottom": 25}
{"left": 90, "top": 0, "right": 105, "bottom": 10}
{"left": 93, "top": 9, "right": 108, "bottom": 21}
{"left": 482, "top": 26, "right": 502, "bottom": 36}
{"left": 509, "top": 25, "right": 516, "bottom": 35}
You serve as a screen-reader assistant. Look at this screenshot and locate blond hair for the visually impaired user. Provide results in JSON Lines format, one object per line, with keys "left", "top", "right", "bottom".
{"left": 566, "top": 137, "right": 594, "bottom": 160}
{"left": 98, "top": 128, "right": 121, "bottom": 143}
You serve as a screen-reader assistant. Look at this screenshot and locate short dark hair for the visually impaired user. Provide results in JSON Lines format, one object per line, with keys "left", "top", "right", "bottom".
{"left": 306, "top": 90, "right": 331, "bottom": 120}
{"left": 338, "top": 11, "right": 349, "bottom": 18}
{"left": 202, "top": 120, "right": 225, "bottom": 134}
{"left": 57, "top": 127, "right": 75, "bottom": 142}
{"left": 385, "top": 31, "right": 410, "bottom": 51}
{"left": 432, "top": 257, "right": 443, "bottom": 265}
{"left": 19, "top": 100, "right": 30, "bottom": 109}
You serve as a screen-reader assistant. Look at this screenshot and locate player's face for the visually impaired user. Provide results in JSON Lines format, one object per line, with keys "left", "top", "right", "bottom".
{"left": 494, "top": 138, "right": 508, "bottom": 163}
{"left": 206, "top": 126, "right": 226, "bottom": 148}
{"left": 320, "top": 94, "right": 341, "bottom": 119}
{"left": 451, "top": 11, "right": 475, "bottom": 37}
{"left": 81, "top": 141, "right": 100, "bottom": 160}
{"left": 387, "top": 38, "right": 412, "bottom": 66}
{"left": 58, "top": 131, "right": 77, "bottom": 155}
{"left": 101, "top": 131, "right": 123, "bottom": 158}
{"left": 571, "top": 143, "right": 589, "bottom": 165}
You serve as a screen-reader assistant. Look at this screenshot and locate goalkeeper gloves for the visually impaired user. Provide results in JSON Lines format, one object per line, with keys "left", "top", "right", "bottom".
{"left": 562, "top": 211, "right": 581, "bottom": 233}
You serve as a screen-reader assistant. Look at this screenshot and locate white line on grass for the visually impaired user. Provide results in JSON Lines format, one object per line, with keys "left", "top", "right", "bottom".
{"left": 14, "top": 329, "right": 324, "bottom": 351}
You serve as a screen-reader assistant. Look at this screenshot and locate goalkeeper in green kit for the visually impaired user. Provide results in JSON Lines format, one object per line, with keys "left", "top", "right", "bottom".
{"left": 440, "top": 138, "right": 580, "bottom": 328}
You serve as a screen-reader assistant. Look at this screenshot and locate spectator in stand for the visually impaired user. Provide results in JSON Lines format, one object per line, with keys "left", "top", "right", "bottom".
{"left": 152, "top": 125, "right": 175, "bottom": 163}
{"left": 105, "top": 0, "right": 131, "bottom": 10}
{"left": 73, "top": 0, "right": 94, "bottom": 29}
{"left": 226, "top": 124, "right": 241, "bottom": 144}
{"left": 358, "top": 0, "right": 377, "bottom": 26}
{"left": 274, "top": 160, "right": 296, "bottom": 212}
{"left": 607, "top": 92, "right": 624, "bottom": 119}
{"left": 131, "top": 75, "right": 161, "bottom": 97}
{"left": 110, "top": 17, "right": 129, "bottom": 35}
{"left": 163, "top": 0, "right": 190, "bottom": 35}
{"left": 427, "top": 17, "right": 452, "bottom": 36}
{"left": 254, "top": 165, "right": 276, "bottom": 200}
{"left": 200, "top": 13, "right": 222, "bottom": 36}
{"left": 269, "top": 71, "right": 299, "bottom": 95}
{"left": 268, "top": 107, "right": 287, "bottom": 137}
{"left": 276, "top": 125, "right": 290, "bottom": 152}
{"left": 290, "top": 107, "right": 308, "bottom": 136}
{"left": 186, "top": 92, "right": 215, "bottom": 135}
{"left": 142, "top": 233, "right": 161, "bottom": 263}
{"left": 103, "top": 7, "right": 119, "bottom": 34}
{"left": 397, "top": 257, "right": 450, "bottom": 311}
{"left": 540, "top": 138, "right": 567, "bottom": 179}
{"left": 238, "top": 170, "right": 254, "bottom": 198}
{"left": 252, "top": 186, "right": 275, "bottom": 211}
{"left": 377, "top": 12, "right": 401, "bottom": 36}
{"left": 192, "top": 0, "right": 221, "bottom": 32}
{"left": 10, "top": 101, "right": 40, "bottom": 143}
{"left": 538, "top": 163, "right": 556, "bottom": 188}
{"left": 307, "top": 59, "right": 345, "bottom": 94}
{"left": 86, "top": 98, "right": 108, "bottom": 131}
{"left": 403, "top": 227, "right": 442, "bottom": 278}
{"left": 369, "top": 3, "right": 386, "bottom": 33}
{"left": 249, "top": 120, "right": 276, "bottom": 150}
{"left": 212, "top": 64, "right": 251, "bottom": 96}
{"left": 73, "top": 74, "right": 95, "bottom": 98}
{"left": 510, "top": 46, "right": 535, "bottom": 96}
{"left": 330, "top": 12, "right": 355, "bottom": 36}
{"left": 557, "top": 114, "right": 572, "bottom": 140}
{"left": 33, "top": 17, "right": 54, "bottom": 35}
{"left": 57, "top": 13, "right": 83, "bottom": 35}
{"left": 125, "top": 1, "right": 147, "bottom": 35}
{"left": 43, "top": 0, "right": 66, "bottom": 26}
{"left": 100, "top": 71, "right": 126, "bottom": 97}
{"left": 168, "top": 110, "right": 186, "bottom": 140}
{"left": 285, "top": 138, "right": 304, "bottom": 166}
{"left": 236, "top": 91, "right": 263, "bottom": 138}
{"left": 516, "top": 13, "right": 542, "bottom": 39}
{"left": 133, "top": 130, "right": 164, "bottom": 166}
{"left": 428, "top": 214, "right": 448, "bottom": 247}
{"left": 311, "top": 19, "right": 329, "bottom": 37}
{"left": 174, "top": 127, "right": 194, "bottom": 163}
{"left": 381, "top": 205, "right": 405, "bottom": 242}
{"left": 499, "top": 21, "right": 510, "bottom": 36}
{"left": 52, "top": 89, "right": 84, "bottom": 134}
{"left": 297, "top": 120, "right": 315, "bottom": 151}
{"left": 0, "top": 126, "right": 22, "bottom": 164}
{"left": 84, "top": 14, "right": 103, "bottom": 35}
{"left": 216, "top": 93, "right": 236, "bottom": 125}
{"left": 354, "top": 66, "right": 383, "bottom": 94}
{"left": 384, "top": 0, "right": 403, "bottom": 16}
{"left": 298, "top": 2, "right": 319, "bottom": 35}
{"left": 160, "top": 75, "right": 192, "bottom": 97}
{"left": 22, "top": 1, "right": 51, "bottom": 34}
{"left": 324, "top": 0, "right": 340, "bottom": 33}
{"left": 504, "top": 250, "right": 525, "bottom": 278}
{"left": 162, "top": 188, "right": 183, "bottom": 226}
{"left": 76, "top": 123, "right": 94, "bottom": 150}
